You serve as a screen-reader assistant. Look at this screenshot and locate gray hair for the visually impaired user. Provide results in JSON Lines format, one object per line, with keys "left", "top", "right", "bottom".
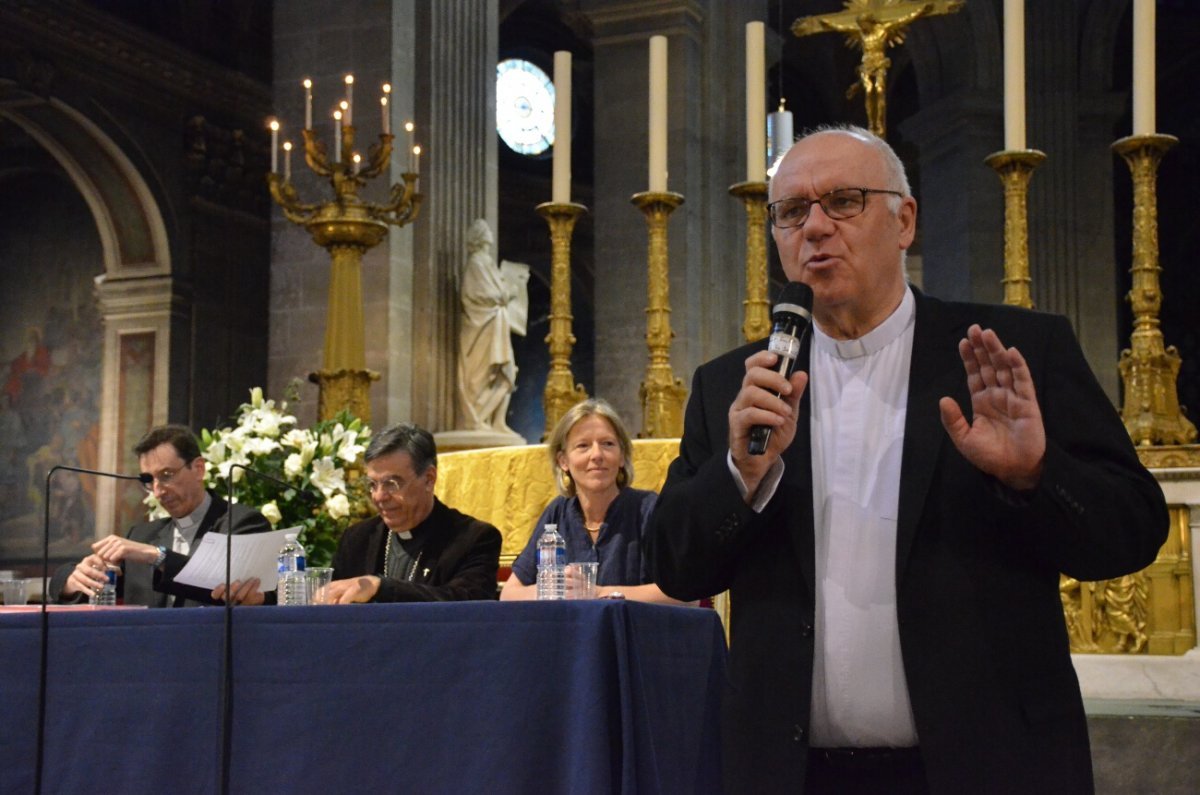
{"left": 365, "top": 423, "right": 437, "bottom": 473}
{"left": 799, "top": 123, "right": 912, "bottom": 208}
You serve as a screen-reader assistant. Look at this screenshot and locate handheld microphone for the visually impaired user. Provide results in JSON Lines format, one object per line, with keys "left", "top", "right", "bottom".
{"left": 748, "top": 281, "right": 814, "bottom": 456}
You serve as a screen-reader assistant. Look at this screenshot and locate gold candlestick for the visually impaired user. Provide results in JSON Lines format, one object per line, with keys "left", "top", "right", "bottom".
{"left": 1113, "top": 133, "right": 1196, "bottom": 447}
{"left": 535, "top": 201, "right": 590, "bottom": 438}
{"left": 269, "top": 124, "right": 422, "bottom": 422}
{"left": 984, "top": 149, "right": 1046, "bottom": 309}
{"left": 729, "top": 180, "right": 771, "bottom": 341}
{"left": 631, "top": 191, "right": 688, "bottom": 438}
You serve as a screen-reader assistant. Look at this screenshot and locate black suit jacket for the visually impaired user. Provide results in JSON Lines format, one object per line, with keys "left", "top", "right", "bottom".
{"left": 330, "top": 499, "right": 501, "bottom": 602}
{"left": 51, "top": 490, "right": 270, "bottom": 607}
{"left": 650, "top": 289, "right": 1168, "bottom": 794}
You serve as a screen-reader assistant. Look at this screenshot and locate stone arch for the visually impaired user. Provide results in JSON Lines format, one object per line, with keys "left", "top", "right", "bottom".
{"left": 0, "top": 82, "right": 173, "bottom": 536}
{"left": 0, "top": 81, "right": 170, "bottom": 276}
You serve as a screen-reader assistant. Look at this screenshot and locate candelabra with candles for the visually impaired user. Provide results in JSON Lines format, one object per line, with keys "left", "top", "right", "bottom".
{"left": 267, "top": 76, "right": 422, "bottom": 422}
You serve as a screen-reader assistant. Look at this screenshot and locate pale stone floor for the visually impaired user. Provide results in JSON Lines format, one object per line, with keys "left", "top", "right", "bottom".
{"left": 1087, "top": 704, "right": 1200, "bottom": 794}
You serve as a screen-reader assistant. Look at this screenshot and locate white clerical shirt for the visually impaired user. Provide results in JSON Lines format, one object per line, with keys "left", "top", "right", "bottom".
{"left": 732, "top": 286, "right": 918, "bottom": 748}
{"left": 808, "top": 286, "right": 917, "bottom": 747}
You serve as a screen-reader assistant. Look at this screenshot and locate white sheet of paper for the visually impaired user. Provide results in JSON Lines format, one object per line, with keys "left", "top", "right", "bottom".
{"left": 173, "top": 527, "right": 298, "bottom": 591}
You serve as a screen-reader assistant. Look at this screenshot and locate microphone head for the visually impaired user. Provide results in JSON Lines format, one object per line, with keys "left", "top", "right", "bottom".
{"left": 772, "top": 281, "right": 813, "bottom": 321}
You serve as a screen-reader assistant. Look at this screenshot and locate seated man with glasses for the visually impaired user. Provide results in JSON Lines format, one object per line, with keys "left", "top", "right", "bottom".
{"left": 50, "top": 424, "right": 271, "bottom": 607}
{"left": 321, "top": 423, "right": 502, "bottom": 603}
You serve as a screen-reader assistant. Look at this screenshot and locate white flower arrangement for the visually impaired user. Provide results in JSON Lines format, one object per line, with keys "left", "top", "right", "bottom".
{"left": 145, "top": 385, "right": 372, "bottom": 566}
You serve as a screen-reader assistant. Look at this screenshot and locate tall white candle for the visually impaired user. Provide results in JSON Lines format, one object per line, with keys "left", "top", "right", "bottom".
{"left": 333, "top": 110, "right": 342, "bottom": 162}
{"left": 344, "top": 74, "right": 354, "bottom": 126}
{"left": 1003, "top": 0, "right": 1026, "bottom": 150}
{"left": 552, "top": 50, "right": 572, "bottom": 204}
{"left": 746, "top": 22, "right": 766, "bottom": 182}
{"left": 1133, "top": 0, "right": 1155, "bottom": 135}
{"left": 412, "top": 145, "right": 421, "bottom": 176}
{"left": 303, "top": 78, "right": 312, "bottom": 130}
{"left": 268, "top": 119, "right": 279, "bottom": 173}
{"left": 352, "top": 153, "right": 361, "bottom": 175}
{"left": 283, "top": 141, "right": 292, "bottom": 182}
{"left": 648, "top": 35, "right": 668, "bottom": 192}
{"left": 405, "top": 121, "right": 415, "bottom": 156}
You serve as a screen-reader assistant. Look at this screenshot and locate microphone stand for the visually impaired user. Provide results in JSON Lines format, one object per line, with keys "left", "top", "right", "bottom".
{"left": 219, "top": 464, "right": 320, "bottom": 795}
{"left": 36, "top": 465, "right": 143, "bottom": 795}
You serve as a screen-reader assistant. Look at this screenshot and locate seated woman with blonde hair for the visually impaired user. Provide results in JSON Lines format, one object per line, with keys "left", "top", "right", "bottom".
{"left": 500, "top": 398, "right": 685, "bottom": 603}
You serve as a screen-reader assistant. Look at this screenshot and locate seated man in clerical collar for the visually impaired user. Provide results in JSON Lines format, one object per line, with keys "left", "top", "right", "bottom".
{"left": 322, "top": 422, "right": 501, "bottom": 603}
{"left": 50, "top": 423, "right": 270, "bottom": 607}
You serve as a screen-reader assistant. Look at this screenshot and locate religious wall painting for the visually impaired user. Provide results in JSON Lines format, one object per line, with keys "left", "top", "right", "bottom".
{"left": 0, "top": 171, "right": 105, "bottom": 569}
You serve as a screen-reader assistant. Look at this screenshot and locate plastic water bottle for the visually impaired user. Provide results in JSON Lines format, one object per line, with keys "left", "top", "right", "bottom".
{"left": 90, "top": 568, "right": 117, "bottom": 606}
{"left": 536, "top": 523, "right": 566, "bottom": 601}
{"left": 277, "top": 532, "right": 308, "bottom": 606}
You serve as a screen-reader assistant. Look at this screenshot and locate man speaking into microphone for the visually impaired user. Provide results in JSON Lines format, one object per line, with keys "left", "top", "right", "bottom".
{"left": 648, "top": 125, "right": 1167, "bottom": 794}
{"left": 50, "top": 424, "right": 270, "bottom": 607}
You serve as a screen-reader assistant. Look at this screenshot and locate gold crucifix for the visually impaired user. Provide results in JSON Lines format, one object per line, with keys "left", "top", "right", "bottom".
{"left": 792, "top": 0, "right": 964, "bottom": 138}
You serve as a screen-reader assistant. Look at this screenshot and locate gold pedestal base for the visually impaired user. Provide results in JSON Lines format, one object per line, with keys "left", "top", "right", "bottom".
{"left": 535, "top": 201, "right": 590, "bottom": 438}
{"left": 984, "top": 149, "right": 1046, "bottom": 309}
{"left": 309, "top": 368, "right": 380, "bottom": 423}
{"left": 1112, "top": 133, "right": 1196, "bottom": 446}
{"left": 729, "top": 180, "right": 770, "bottom": 342}
{"left": 631, "top": 190, "right": 687, "bottom": 438}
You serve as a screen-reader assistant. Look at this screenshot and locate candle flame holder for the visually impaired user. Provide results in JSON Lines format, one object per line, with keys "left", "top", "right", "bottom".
{"left": 984, "top": 148, "right": 1046, "bottom": 309}
{"left": 729, "top": 180, "right": 771, "bottom": 342}
{"left": 535, "top": 201, "right": 590, "bottom": 438}
{"left": 268, "top": 124, "right": 422, "bottom": 421}
{"left": 631, "top": 190, "right": 688, "bottom": 438}
{"left": 1112, "top": 133, "right": 1196, "bottom": 448}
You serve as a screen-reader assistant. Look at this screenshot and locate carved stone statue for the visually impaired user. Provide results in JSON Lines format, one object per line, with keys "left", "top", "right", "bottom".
{"left": 456, "top": 219, "right": 529, "bottom": 437}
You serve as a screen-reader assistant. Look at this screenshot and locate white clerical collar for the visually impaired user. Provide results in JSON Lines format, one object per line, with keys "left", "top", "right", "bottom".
{"left": 175, "top": 492, "right": 211, "bottom": 530}
{"left": 396, "top": 531, "right": 413, "bottom": 540}
{"left": 814, "top": 286, "right": 915, "bottom": 360}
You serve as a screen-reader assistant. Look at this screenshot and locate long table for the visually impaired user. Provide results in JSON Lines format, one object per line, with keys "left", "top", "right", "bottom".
{"left": 1, "top": 600, "right": 727, "bottom": 794}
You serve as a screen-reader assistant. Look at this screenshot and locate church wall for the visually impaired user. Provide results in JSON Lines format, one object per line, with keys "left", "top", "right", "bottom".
{"left": 0, "top": 167, "right": 105, "bottom": 568}
{"left": 0, "top": 1, "right": 273, "bottom": 567}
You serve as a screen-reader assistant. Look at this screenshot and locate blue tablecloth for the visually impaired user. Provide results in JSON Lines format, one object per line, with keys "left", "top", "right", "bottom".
{"left": 1, "top": 601, "right": 727, "bottom": 794}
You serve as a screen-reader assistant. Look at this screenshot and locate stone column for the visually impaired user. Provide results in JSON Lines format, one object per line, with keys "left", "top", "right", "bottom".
{"left": 272, "top": 0, "right": 497, "bottom": 429}
{"left": 901, "top": 4, "right": 1125, "bottom": 402}
{"left": 581, "top": 0, "right": 761, "bottom": 433}
{"left": 412, "top": 0, "right": 499, "bottom": 432}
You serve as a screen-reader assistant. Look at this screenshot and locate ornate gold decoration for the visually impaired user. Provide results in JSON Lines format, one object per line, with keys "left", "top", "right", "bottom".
{"left": 1137, "top": 444, "right": 1200, "bottom": 470}
{"left": 1113, "top": 134, "right": 1197, "bottom": 446}
{"left": 729, "top": 180, "right": 771, "bottom": 342}
{"left": 631, "top": 191, "right": 688, "bottom": 438}
{"left": 434, "top": 439, "right": 680, "bottom": 564}
{"left": 984, "top": 149, "right": 1046, "bottom": 309}
{"left": 792, "top": 0, "right": 964, "bottom": 138}
{"left": 268, "top": 124, "right": 422, "bottom": 422}
{"left": 535, "top": 201, "right": 589, "bottom": 438}
{"left": 1062, "top": 505, "right": 1195, "bottom": 655}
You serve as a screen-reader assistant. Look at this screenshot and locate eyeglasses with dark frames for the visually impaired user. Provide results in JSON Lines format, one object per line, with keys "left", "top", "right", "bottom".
{"left": 768, "top": 187, "right": 904, "bottom": 229}
{"left": 138, "top": 458, "right": 197, "bottom": 492}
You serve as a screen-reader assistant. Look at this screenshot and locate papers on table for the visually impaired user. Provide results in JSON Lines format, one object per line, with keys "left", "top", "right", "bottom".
{"left": 173, "top": 527, "right": 296, "bottom": 591}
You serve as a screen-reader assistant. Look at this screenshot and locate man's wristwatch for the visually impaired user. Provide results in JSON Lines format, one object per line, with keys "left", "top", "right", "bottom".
{"left": 152, "top": 546, "right": 167, "bottom": 567}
